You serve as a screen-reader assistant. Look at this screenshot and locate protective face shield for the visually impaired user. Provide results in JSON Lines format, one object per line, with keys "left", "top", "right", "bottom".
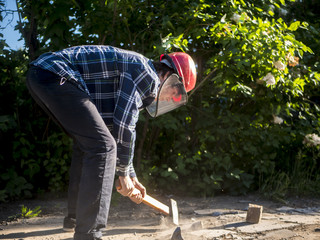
{"left": 146, "top": 73, "right": 188, "bottom": 117}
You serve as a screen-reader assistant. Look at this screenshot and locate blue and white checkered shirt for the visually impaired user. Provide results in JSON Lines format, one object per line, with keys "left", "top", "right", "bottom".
{"left": 31, "top": 45, "right": 160, "bottom": 177}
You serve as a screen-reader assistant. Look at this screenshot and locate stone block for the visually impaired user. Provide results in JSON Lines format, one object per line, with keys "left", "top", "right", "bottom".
{"left": 246, "top": 204, "right": 263, "bottom": 224}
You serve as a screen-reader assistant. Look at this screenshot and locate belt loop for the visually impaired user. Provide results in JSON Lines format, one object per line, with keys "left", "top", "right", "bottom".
{"left": 60, "top": 77, "right": 67, "bottom": 85}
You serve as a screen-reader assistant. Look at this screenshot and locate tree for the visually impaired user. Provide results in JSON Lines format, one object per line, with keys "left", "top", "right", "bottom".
{"left": 1, "top": 0, "right": 319, "bottom": 201}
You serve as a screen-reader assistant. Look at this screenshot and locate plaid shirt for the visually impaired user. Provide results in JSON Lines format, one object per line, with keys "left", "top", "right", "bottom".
{"left": 31, "top": 45, "right": 160, "bottom": 176}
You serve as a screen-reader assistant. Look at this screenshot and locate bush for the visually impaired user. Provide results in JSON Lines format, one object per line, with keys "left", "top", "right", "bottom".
{"left": 1, "top": 0, "right": 320, "bottom": 201}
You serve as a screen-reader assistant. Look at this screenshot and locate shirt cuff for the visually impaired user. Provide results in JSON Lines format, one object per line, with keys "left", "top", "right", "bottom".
{"left": 115, "top": 163, "right": 137, "bottom": 177}
{"left": 115, "top": 165, "right": 130, "bottom": 176}
{"left": 129, "top": 164, "right": 136, "bottom": 178}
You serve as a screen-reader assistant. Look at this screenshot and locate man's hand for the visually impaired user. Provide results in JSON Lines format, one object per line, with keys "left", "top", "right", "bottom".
{"left": 116, "top": 176, "right": 143, "bottom": 204}
{"left": 131, "top": 177, "right": 146, "bottom": 198}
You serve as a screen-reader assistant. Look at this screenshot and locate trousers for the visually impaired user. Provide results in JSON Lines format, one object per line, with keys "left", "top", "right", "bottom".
{"left": 26, "top": 66, "right": 116, "bottom": 240}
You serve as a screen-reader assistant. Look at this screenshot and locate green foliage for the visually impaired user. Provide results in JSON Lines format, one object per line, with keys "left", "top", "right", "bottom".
{"left": 6, "top": 205, "right": 41, "bottom": 221}
{"left": 20, "top": 205, "right": 42, "bottom": 218}
{"left": 0, "top": 167, "right": 33, "bottom": 202}
{"left": 1, "top": 0, "right": 320, "bottom": 201}
{"left": 137, "top": 0, "right": 320, "bottom": 197}
{"left": 43, "top": 132, "right": 72, "bottom": 191}
{"left": 0, "top": 40, "right": 71, "bottom": 200}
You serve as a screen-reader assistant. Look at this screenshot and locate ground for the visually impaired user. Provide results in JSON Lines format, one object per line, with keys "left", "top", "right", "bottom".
{"left": 0, "top": 192, "right": 320, "bottom": 240}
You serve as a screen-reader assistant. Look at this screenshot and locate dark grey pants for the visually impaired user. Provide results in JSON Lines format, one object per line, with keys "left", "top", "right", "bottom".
{"left": 26, "top": 66, "right": 116, "bottom": 240}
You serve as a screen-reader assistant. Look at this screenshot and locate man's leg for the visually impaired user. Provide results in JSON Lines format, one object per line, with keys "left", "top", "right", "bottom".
{"left": 26, "top": 66, "right": 116, "bottom": 240}
{"left": 68, "top": 142, "right": 84, "bottom": 217}
{"left": 63, "top": 142, "right": 83, "bottom": 231}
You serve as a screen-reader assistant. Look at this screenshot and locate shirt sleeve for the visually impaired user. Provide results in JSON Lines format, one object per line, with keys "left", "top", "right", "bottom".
{"left": 113, "top": 72, "right": 139, "bottom": 176}
{"left": 114, "top": 60, "right": 159, "bottom": 176}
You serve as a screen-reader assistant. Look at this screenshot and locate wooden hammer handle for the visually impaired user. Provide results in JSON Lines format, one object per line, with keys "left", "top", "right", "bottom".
{"left": 115, "top": 179, "right": 169, "bottom": 215}
{"left": 142, "top": 195, "right": 170, "bottom": 215}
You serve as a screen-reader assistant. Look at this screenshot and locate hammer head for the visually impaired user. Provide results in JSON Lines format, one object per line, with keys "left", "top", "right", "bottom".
{"left": 170, "top": 199, "right": 179, "bottom": 226}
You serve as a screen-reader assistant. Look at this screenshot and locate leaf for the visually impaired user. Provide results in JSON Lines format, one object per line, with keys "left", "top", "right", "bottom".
{"left": 288, "top": 21, "right": 300, "bottom": 31}
{"left": 274, "top": 3, "right": 280, "bottom": 8}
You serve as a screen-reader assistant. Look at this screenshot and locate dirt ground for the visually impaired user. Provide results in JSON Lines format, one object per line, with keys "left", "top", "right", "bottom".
{"left": 0, "top": 192, "right": 320, "bottom": 240}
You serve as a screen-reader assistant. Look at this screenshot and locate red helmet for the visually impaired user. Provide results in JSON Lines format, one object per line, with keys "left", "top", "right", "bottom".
{"left": 146, "top": 52, "right": 196, "bottom": 117}
{"left": 160, "top": 52, "right": 197, "bottom": 92}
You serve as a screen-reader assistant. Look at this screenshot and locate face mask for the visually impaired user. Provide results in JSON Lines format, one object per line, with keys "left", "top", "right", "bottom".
{"left": 146, "top": 73, "right": 188, "bottom": 117}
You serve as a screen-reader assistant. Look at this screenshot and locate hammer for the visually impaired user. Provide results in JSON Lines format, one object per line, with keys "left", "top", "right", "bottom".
{"left": 115, "top": 179, "right": 179, "bottom": 225}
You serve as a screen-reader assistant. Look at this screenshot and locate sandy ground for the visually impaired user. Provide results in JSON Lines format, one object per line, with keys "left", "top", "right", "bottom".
{"left": 0, "top": 192, "right": 320, "bottom": 240}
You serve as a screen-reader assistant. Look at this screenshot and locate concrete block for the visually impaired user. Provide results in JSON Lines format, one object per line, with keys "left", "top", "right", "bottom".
{"left": 246, "top": 204, "right": 263, "bottom": 224}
